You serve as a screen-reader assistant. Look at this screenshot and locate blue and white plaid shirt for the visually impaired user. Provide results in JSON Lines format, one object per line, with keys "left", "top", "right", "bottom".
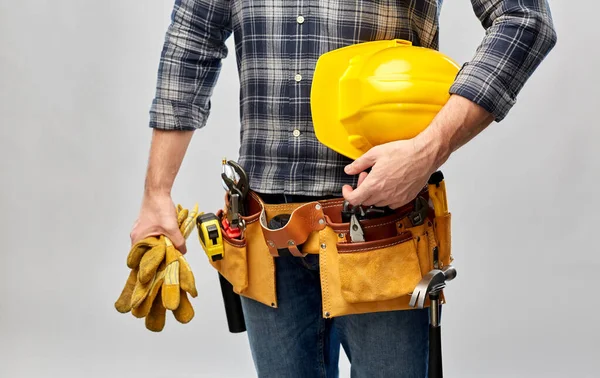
{"left": 149, "top": 0, "right": 557, "bottom": 196}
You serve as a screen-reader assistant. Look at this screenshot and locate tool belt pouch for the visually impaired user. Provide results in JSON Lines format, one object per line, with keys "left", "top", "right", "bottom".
{"left": 319, "top": 200, "right": 446, "bottom": 318}
{"left": 207, "top": 188, "right": 452, "bottom": 318}
{"left": 209, "top": 210, "right": 249, "bottom": 295}
{"left": 207, "top": 205, "right": 278, "bottom": 309}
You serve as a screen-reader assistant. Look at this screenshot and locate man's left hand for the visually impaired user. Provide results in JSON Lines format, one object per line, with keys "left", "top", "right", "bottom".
{"left": 342, "top": 136, "right": 442, "bottom": 209}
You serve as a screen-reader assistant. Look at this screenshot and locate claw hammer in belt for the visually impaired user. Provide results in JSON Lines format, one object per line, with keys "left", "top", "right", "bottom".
{"left": 409, "top": 265, "right": 457, "bottom": 378}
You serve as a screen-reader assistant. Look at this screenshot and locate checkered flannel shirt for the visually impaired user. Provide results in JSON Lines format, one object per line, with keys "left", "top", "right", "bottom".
{"left": 149, "top": 0, "right": 557, "bottom": 196}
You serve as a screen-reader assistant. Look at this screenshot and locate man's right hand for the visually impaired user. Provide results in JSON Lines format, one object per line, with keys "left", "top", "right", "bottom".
{"left": 130, "top": 193, "right": 188, "bottom": 254}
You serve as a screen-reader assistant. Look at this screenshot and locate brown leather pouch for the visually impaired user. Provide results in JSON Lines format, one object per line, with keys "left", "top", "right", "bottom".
{"left": 207, "top": 205, "right": 278, "bottom": 308}
{"left": 207, "top": 220, "right": 249, "bottom": 294}
{"left": 318, "top": 213, "right": 441, "bottom": 318}
{"left": 205, "top": 187, "right": 451, "bottom": 317}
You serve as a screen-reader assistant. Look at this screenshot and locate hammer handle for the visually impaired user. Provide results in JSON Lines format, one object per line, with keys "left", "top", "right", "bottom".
{"left": 429, "top": 324, "right": 443, "bottom": 378}
{"left": 218, "top": 272, "right": 247, "bottom": 333}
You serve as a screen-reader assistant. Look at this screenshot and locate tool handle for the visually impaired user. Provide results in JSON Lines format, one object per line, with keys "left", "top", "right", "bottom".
{"left": 218, "top": 272, "right": 246, "bottom": 333}
{"left": 429, "top": 324, "right": 443, "bottom": 378}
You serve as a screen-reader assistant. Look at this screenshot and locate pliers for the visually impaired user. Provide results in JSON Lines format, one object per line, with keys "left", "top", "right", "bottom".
{"left": 221, "top": 160, "right": 250, "bottom": 230}
{"left": 349, "top": 213, "right": 365, "bottom": 242}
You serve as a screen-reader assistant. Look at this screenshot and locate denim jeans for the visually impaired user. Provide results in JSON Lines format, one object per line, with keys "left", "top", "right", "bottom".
{"left": 239, "top": 193, "right": 430, "bottom": 378}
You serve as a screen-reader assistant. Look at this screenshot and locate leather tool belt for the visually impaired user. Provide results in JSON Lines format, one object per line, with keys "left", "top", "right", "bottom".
{"left": 206, "top": 184, "right": 453, "bottom": 318}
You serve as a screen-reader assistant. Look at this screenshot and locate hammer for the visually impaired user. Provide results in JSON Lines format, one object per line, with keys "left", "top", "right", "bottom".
{"left": 409, "top": 265, "right": 457, "bottom": 378}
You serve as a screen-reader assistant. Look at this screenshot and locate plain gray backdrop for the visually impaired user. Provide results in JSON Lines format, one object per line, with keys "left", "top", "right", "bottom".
{"left": 1, "top": 0, "right": 598, "bottom": 377}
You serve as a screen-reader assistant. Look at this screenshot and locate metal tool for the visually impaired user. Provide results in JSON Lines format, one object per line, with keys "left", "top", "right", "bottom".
{"left": 409, "top": 265, "right": 457, "bottom": 378}
{"left": 342, "top": 200, "right": 392, "bottom": 223}
{"left": 342, "top": 201, "right": 364, "bottom": 223}
{"left": 408, "top": 195, "right": 430, "bottom": 226}
{"left": 349, "top": 213, "right": 365, "bottom": 242}
{"left": 221, "top": 159, "right": 250, "bottom": 229}
{"left": 213, "top": 159, "right": 248, "bottom": 334}
{"left": 221, "top": 158, "right": 240, "bottom": 191}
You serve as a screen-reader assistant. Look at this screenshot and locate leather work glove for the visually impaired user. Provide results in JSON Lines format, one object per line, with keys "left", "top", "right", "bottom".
{"left": 115, "top": 204, "right": 199, "bottom": 332}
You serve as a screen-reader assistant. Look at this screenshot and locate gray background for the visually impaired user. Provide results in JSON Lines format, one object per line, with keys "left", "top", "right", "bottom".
{"left": 1, "top": 0, "right": 597, "bottom": 377}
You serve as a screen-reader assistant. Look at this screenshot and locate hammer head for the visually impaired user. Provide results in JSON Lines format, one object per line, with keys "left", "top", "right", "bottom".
{"left": 409, "top": 265, "right": 457, "bottom": 309}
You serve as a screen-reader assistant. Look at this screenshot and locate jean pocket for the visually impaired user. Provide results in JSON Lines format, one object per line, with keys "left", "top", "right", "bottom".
{"left": 336, "top": 232, "right": 422, "bottom": 303}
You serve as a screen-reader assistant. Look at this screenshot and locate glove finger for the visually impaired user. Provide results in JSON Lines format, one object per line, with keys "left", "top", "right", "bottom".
{"left": 114, "top": 268, "right": 138, "bottom": 313}
{"left": 173, "top": 290, "right": 194, "bottom": 324}
{"left": 164, "top": 237, "right": 179, "bottom": 264}
{"left": 179, "top": 256, "right": 198, "bottom": 298}
{"left": 131, "top": 268, "right": 165, "bottom": 318}
{"left": 177, "top": 208, "right": 189, "bottom": 227}
{"left": 180, "top": 204, "right": 198, "bottom": 239}
{"left": 131, "top": 264, "right": 166, "bottom": 311}
{"left": 138, "top": 241, "right": 166, "bottom": 284}
{"left": 130, "top": 279, "right": 153, "bottom": 311}
{"left": 127, "top": 236, "right": 160, "bottom": 269}
{"left": 145, "top": 288, "right": 167, "bottom": 332}
{"left": 162, "top": 260, "right": 181, "bottom": 310}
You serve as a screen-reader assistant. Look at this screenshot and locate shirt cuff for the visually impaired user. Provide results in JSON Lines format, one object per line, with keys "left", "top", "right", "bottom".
{"left": 149, "top": 98, "right": 210, "bottom": 131}
{"left": 448, "top": 61, "right": 517, "bottom": 123}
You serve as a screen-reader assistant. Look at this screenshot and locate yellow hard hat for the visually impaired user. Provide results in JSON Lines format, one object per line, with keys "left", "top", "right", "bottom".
{"left": 310, "top": 39, "right": 460, "bottom": 160}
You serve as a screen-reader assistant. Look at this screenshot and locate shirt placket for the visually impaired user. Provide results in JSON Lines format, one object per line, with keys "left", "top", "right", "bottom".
{"left": 285, "top": 0, "right": 310, "bottom": 193}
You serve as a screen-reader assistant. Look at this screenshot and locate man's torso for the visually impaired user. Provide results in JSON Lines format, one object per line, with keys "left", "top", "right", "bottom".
{"left": 226, "top": 0, "right": 440, "bottom": 196}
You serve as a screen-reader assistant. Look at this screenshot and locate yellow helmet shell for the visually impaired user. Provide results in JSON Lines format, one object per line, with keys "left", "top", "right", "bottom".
{"left": 310, "top": 39, "right": 460, "bottom": 160}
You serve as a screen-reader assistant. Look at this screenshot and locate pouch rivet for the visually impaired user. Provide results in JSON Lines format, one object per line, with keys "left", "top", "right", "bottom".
{"left": 271, "top": 303, "right": 275, "bottom": 307}
{"left": 288, "top": 240, "right": 295, "bottom": 246}
{"left": 319, "top": 218, "right": 325, "bottom": 225}
{"left": 315, "top": 203, "right": 322, "bottom": 210}
{"left": 268, "top": 240, "right": 275, "bottom": 247}
{"left": 338, "top": 233, "right": 344, "bottom": 238}
{"left": 320, "top": 243, "right": 326, "bottom": 249}
{"left": 325, "top": 312, "right": 330, "bottom": 317}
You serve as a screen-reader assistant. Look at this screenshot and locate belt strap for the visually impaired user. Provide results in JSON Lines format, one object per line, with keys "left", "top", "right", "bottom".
{"left": 245, "top": 188, "right": 430, "bottom": 258}
{"left": 259, "top": 201, "right": 327, "bottom": 257}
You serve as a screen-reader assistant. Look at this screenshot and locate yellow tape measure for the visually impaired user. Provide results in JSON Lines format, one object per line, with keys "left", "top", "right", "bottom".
{"left": 197, "top": 213, "right": 224, "bottom": 262}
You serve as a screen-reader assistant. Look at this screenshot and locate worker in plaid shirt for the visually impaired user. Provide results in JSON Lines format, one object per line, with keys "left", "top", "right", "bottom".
{"left": 132, "top": 1, "right": 557, "bottom": 376}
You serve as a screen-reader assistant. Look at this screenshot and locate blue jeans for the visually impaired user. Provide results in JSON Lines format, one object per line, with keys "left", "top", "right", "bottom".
{"left": 239, "top": 193, "right": 430, "bottom": 378}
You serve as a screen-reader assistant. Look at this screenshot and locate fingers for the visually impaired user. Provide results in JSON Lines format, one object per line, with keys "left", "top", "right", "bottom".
{"left": 168, "top": 229, "right": 187, "bottom": 254}
{"left": 130, "top": 229, "right": 162, "bottom": 247}
{"left": 344, "top": 148, "right": 378, "bottom": 175}
{"left": 357, "top": 171, "right": 368, "bottom": 187}
{"left": 343, "top": 175, "right": 376, "bottom": 206}
{"left": 127, "top": 236, "right": 160, "bottom": 269}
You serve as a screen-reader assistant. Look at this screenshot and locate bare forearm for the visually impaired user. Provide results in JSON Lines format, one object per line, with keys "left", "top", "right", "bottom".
{"left": 144, "top": 129, "right": 194, "bottom": 196}
{"left": 417, "top": 94, "right": 495, "bottom": 169}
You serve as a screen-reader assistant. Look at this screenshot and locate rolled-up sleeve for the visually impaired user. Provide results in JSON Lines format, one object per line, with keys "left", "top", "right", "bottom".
{"left": 149, "top": 0, "right": 232, "bottom": 131}
{"left": 449, "top": 0, "right": 557, "bottom": 122}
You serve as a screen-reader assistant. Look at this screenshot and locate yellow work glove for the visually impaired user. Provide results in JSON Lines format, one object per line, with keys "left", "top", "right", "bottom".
{"left": 115, "top": 204, "right": 199, "bottom": 332}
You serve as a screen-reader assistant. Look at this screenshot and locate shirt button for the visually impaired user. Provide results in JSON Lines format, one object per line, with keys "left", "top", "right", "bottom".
{"left": 293, "top": 129, "right": 301, "bottom": 137}
{"left": 297, "top": 15, "right": 305, "bottom": 24}
{"left": 294, "top": 74, "right": 302, "bottom": 82}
